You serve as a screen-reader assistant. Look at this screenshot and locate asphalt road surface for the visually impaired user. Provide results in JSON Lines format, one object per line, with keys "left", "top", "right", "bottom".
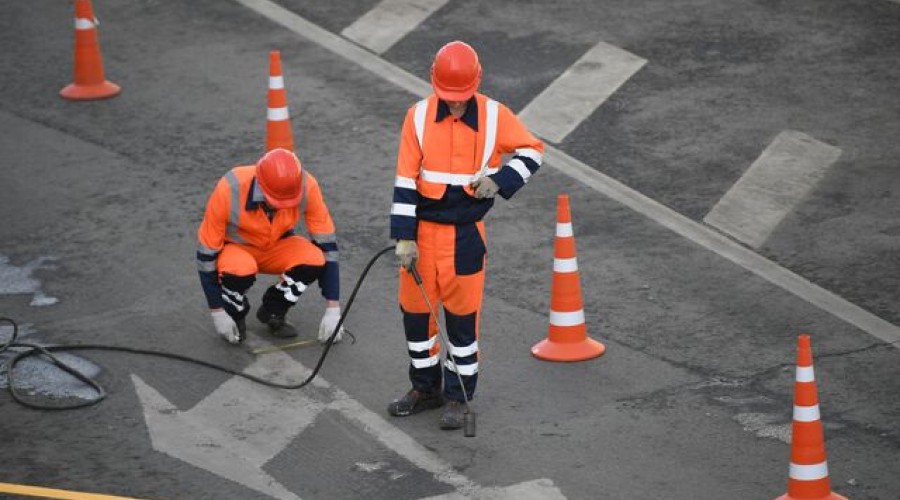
{"left": 1, "top": 1, "right": 899, "bottom": 499}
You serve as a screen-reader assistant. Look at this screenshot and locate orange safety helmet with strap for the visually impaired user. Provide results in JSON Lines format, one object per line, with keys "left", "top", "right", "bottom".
{"left": 257, "top": 148, "right": 303, "bottom": 209}
{"left": 431, "top": 41, "right": 482, "bottom": 101}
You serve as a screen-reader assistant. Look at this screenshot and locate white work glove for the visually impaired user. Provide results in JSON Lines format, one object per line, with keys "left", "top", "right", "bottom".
{"left": 318, "top": 306, "right": 344, "bottom": 344}
{"left": 395, "top": 240, "right": 418, "bottom": 271}
{"left": 470, "top": 176, "right": 499, "bottom": 199}
{"left": 210, "top": 309, "right": 241, "bottom": 345}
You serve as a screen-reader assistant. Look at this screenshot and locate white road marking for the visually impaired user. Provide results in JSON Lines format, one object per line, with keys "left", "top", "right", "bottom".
{"left": 134, "top": 349, "right": 561, "bottom": 499}
{"left": 519, "top": 41, "right": 646, "bottom": 144}
{"left": 419, "top": 479, "right": 567, "bottom": 500}
{"left": 341, "top": 0, "right": 449, "bottom": 54}
{"left": 704, "top": 131, "right": 841, "bottom": 248}
{"left": 232, "top": 0, "right": 900, "bottom": 346}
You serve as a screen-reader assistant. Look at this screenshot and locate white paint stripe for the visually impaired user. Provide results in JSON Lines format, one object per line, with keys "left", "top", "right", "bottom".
{"left": 793, "top": 404, "right": 821, "bottom": 422}
{"left": 789, "top": 461, "right": 829, "bottom": 481}
{"left": 75, "top": 18, "right": 96, "bottom": 30}
{"left": 420, "top": 479, "right": 567, "bottom": 500}
{"left": 267, "top": 107, "right": 289, "bottom": 121}
{"left": 390, "top": 202, "right": 416, "bottom": 217}
{"left": 519, "top": 41, "right": 646, "bottom": 144}
{"left": 549, "top": 309, "right": 585, "bottom": 327}
{"left": 796, "top": 365, "right": 815, "bottom": 382}
{"left": 704, "top": 131, "right": 841, "bottom": 248}
{"left": 232, "top": 0, "right": 900, "bottom": 348}
{"left": 394, "top": 176, "right": 417, "bottom": 190}
{"left": 554, "top": 257, "right": 578, "bottom": 273}
{"left": 556, "top": 222, "right": 573, "bottom": 237}
{"left": 269, "top": 75, "right": 284, "bottom": 89}
{"left": 341, "top": 0, "right": 449, "bottom": 55}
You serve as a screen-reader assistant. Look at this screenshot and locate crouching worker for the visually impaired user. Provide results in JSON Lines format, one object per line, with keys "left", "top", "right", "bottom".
{"left": 196, "top": 148, "right": 344, "bottom": 344}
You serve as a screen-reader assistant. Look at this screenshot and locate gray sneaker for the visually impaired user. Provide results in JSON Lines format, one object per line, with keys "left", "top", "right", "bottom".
{"left": 440, "top": 400, "right": 466, "bottom": 430}
{"left": 387, "top": 389, "right": 444, "bottom": 417}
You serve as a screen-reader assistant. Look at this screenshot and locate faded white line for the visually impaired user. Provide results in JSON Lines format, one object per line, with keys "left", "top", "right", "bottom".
{"left": 704, "top": 130, "right": 841, "bottom": 248}
{"left": 519, "top": 41, "right": 646, "bottom": 144}
{"left": 341, "top": 0, "right": 449, "bottom": 54}
{"left": 232, "top": 0, "right": 900, "bottom": 346}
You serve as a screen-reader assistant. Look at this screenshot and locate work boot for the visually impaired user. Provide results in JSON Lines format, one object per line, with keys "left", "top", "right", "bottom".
{"left": 440, "top": 400, "right": 465, "bottom": 430}
{"left": 387, "top": 389, "right": 443, "bottom": 417}
{"left": 235, "top": 317, "right": 247, "bottom": 343}
{"left": 256, "top": 303, "right": 297, "bottom": 338}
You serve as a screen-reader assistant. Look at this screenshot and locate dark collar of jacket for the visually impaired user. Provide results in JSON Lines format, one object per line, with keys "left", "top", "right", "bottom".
{"left": 245, "top": 177, "right": 269, "bottom": 211}
{"left": 435, "top": 97, "right": 479, "bottom": 131}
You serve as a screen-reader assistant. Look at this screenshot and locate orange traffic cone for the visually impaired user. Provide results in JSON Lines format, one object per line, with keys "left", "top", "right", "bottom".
{"left": 531, "top": 194, "right": 606, "bottom": 361}
{"left": 266, "top": 50, "right": 294, "bottom": 152}
{"left": 776, "top": 335, "right": 848, "bottom": 500}
{"left": 60, "top": 0, "right": 121, "bottom": 100}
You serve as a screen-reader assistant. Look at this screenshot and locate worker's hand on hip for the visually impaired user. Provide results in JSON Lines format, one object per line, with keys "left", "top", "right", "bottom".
{"left": 318, "top": 306, "right": 344, "bottom": 344}
{"left": 210, "top": 309, "right": 241, "bottom": 345}
{"left": 395, "top": 239, "right": 418, "bottom": 271}
{"left": 470, "top": 176, "right": 499, "bottom": 199}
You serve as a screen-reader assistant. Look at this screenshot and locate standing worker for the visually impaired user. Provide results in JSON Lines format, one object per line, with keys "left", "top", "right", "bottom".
{"left": 388, "top": 40, "right": 544, "bottom": 429}
{"left": 196, "top": 148, "right": 344, "bottom": 344}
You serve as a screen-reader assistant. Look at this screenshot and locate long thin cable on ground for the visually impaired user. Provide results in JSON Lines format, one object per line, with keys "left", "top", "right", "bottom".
{"left": 0, "top": 245, "right": 396, "bottom": 411}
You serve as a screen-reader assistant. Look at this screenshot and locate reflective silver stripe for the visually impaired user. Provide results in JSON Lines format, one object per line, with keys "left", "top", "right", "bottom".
{"left": 413, "top": 98, "right": 428, "bottom": 150}
{"left": 445, "top": 360, "right": 478, "bottom": 376}
{"left": 507, "top": 157, "right": 532, "bottom": 183}
{"left": 197, "top": 260, "right": 217, "bottom": 272}
{"left": 412, "top": 355, "right": 440, "bottom": 368}
{"left": 391, "top": 203, "right": 416, "bottom": 217}
{"left": 793, "top": 404, "right": 821, "bottom": 422}
{"left": 75, "top": 18, "right": 96, "bottom": 30}
{"left": 224, "top": 171, "right": 246, "bottom": 244}
{"left": 311, "top": 232, "right": 337, "bottom": 244}
{"left": 267, "top": 107, "right": 290, "bottom": 121}
{"left": 298, "top": 171, "right": 309, "bottom": 217}
{"left": 478, "top": 99, "right": 499, "bottom": 174}
{"left": 395, "top": 176, "right": 417, "bottom": 190}
{"left": 556, "top": 222, "right": 573, "bottom": 238}
{"left": 449, "top": 340, "right": 478, "bottom": 358}
{"left": 789, "top": 461, "right": 829, "bottom": 481}
{"left": 796, "top": 366, "right": 815, "bottom": 382}
{"left": 553, "top": 257, "right": 578, "bottom": 273}
{"left": 419, "top": 167, "right": 499, "bottom": 186}
{"left": 408, "top": 337, "right": 437, "bottom": 352}
{"left": 549, "top": 309, "right": 585, "bottom": 327}
{"left": 515, "top": 147, "right": 543, "bottom": 165}
{"left": 269, "top": 76, "right": 284, "bottom": 89}
{"left": 197, "top": 243, "right": 219, "bottom": 256}
{"left": 276, "top": 273, "right": 308, "bottom": 303}
{"left": 325, "top": 250, "right": 339, "bottom": 262}
{"left": 221, "top": 294, "right": 245, "bottom": 311}
{"left": 222, "top": 287, "right": 243, "bottom": 300}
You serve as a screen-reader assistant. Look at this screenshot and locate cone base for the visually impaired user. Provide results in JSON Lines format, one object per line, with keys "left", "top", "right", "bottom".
{"left": 775, "top": 493, "right": 848, "bottom": 500}
{"left": 531, "top": 337, "right": 605, "bottom": 362}
{"left": 60, "top": 80, "right": 121, "bottom": 101}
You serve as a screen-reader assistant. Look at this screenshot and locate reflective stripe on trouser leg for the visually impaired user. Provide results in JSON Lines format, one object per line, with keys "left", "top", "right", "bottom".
{"left": 443, "top": 310, "right": 478, "bottom": 402}
{"left": 402, "top": 308, "right": 441, "bottom": 394}
{"left": 261, "top": 264, "right": 323, "bottom": 316}
{"left": 219, "top": 274, "right": 256, "bottom": 320}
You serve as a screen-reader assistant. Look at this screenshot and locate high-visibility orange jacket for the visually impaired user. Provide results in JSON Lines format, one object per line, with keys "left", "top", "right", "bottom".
{"left": 390, "top": 93, "right": 544, "bottom": 240}
{"left": 196, "top": 165, "right": 339, "bottom": 308}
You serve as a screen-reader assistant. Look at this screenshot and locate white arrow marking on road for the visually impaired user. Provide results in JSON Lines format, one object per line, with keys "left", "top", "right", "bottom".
{"left": 134, "top": 349, "right": 564, "bottom": 499}
{"left": 341, "top": 0, "right": 449, "bottom": 55}
{"left": 519, "top": 41, "right": 646, "bottom": 144}
{"left": 704, "top": 130, "right": 841, "bottom": 248}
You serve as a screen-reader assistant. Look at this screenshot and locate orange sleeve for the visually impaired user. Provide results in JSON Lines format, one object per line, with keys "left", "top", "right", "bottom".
{"left": 197, "top": 177, "right": 231, "bottom": 253}
{"left": 488, "top": 104, "right": 544, "bottom": 199}
{"left": 303, "top": 173, "right": 336, "bottom": 237}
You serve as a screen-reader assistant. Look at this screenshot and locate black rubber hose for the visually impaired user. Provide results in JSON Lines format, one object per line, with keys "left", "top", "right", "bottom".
{"left": 0, "top": 245, "right": 396, "bottom": 410}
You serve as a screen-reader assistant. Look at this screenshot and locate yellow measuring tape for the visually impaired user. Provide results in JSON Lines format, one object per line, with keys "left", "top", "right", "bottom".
{"left": 0, "top": 482, "right": 149, "bottom": 500}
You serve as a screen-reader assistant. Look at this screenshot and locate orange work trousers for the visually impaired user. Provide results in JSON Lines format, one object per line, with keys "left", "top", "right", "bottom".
{"left": 399, "top": 220, "right": 485, "bottom": 402}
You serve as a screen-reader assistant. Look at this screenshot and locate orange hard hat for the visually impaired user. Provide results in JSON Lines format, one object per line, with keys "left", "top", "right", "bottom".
{"left": 431, "top": 41, "right": 482, "bottom": 101}
{"left": 256, "top": 148, "right": 303, "bottom": 209}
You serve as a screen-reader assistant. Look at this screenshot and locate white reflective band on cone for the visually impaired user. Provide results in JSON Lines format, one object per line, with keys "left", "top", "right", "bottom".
{"left": 553, "top": 257, "right": 578, "bottom": 273}
{"left": 267, "top": 107, "right": 290, "bottom": 121}
{"left": 556, "top": 222, "right": 573, "bottom": 237}
{"left": 793, "top": 404, "right": 821, "bottom": 422}
{"left": 411, "top": 355, "right": 439, "bottom": 368}
{"left": 269, "top": 76, "right": 284, "bottom": 89}
{"left": 75, "top": 18, "right": 96, "bottom": 30}
{"left": 789, "top": 461, "right": 829, "bottom": 481}
{"left": 549, "top": 309, "right": 585, "bottom": 327}
{"left": 796, "top": 365, "right": 815, "bottom": 382}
